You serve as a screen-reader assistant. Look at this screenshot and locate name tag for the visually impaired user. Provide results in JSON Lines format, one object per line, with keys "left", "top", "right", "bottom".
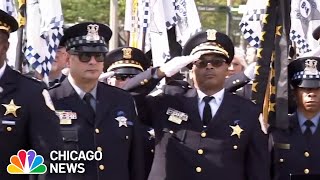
{"left": 275, "top": 143, "right": 290, "bottom": 150}
{"left": 2, "top": 120, "right": 15, "bottom": 125}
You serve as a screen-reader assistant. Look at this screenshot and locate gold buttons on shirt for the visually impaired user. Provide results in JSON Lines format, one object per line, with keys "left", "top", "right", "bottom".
{"left": 236, "top": 79, "right": 240, "bottom": 83}
{"left": 279, "top": 158, "right": 284, "bottom": 163}
{"left": 201, "top": 132, "right": 207, "bottom": 138}
{"left": 233, "top": 145, "right": 238, "bottom": 150}
{"left": 95, "top": 128, "right": 100, "bottom": 134}
{"left": 196, "top": 167, "right": 202, "bottom": 173}
{"left": 140, "top": 81, "right": 145, "bottom": 85}
{"left": 151, "top": 149, "right": 154, "bottom": 153}
{"left": 197, "top": 149, "right": 204, "bottom": 155}
{"left": 6, "top": 127, "right": 12, "bottom": 132}
{"left": 304, "top": 169, "right": 309, "bottom": 174}
{"left": 99, "top": 165, "right": 104, "bottom": 171}
{"left": 169, "top": 130, "right": 174, "bottom": 134}
{"left": 144, "top": 79, "right": 148, "bottom": 83}
{"left": 97, "top": 147, "right": 102, "bottom": 152}
{"left": 304, "top": 151, "right": 310, "bottom": 157}
{"left": 232, "top": 81, "right": 236, "bottom": 84}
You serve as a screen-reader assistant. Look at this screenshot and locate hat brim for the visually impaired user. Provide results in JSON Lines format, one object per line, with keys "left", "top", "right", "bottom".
{"left": 113, "top": 67, "right": 142, "bottom": 75}
{"left": 296, "top": 79, "right": 320, "bottom": 88}
{"left": 71, "top": 46, "right": 108, "bottom": 53}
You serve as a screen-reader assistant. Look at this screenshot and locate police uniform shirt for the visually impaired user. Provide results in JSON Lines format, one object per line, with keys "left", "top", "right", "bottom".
{"left": 197, "top": 88, "right": 224, "bottom": 120}
{"left": 67, "top": 74, "right": 97, "bottom": 111}
{"left": 297, "top": 111, "right": 320, "bottom": 134}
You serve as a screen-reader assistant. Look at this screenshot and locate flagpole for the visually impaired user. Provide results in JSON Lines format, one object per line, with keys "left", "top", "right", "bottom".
{"left": 109, "top": 0, "right": 118, "bottom": 50}
{"left": 15, "top": 0, "right": 26, "bottom": 71}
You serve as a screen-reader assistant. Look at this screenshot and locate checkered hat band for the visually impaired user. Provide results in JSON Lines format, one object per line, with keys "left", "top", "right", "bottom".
{"left": 292, "top": 71, "right": 320, "bottom": 80}
{"left": 65, "top": 36, "right": 106, "bottom": 49}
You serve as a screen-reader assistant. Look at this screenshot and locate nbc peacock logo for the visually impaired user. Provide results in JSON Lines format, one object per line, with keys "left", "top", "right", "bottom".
{"left": 7, "top": 149, "right": 47, "bottom": 174}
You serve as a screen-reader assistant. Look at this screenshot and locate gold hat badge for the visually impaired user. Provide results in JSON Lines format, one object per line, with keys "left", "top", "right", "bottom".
{"left": 86, "top": 24, "right": 100, "bottom": 41}
{"left": 2, "top": 99, "right": 21, "bottom": 117}
{"left": 206, "top": 29, "right": 217, "bottom": 41}
{"left": 122, "top": 48, "right": 132, "bottom": 59}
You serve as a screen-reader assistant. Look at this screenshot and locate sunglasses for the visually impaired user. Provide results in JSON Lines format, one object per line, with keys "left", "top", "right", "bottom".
{"left": 70, "top": 52, "right": 106, "bottom": 63}
{"left": 113, "top": 74, "right": 135, "bottom": 81}
{"left": 193, "top": 59, "right": 226, "bottom": 68}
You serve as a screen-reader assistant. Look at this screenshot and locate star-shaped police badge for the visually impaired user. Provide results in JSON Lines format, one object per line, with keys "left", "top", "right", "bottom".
{"left": 115, "top": 116, "right": 128, "bottom": 127}
{"left": 230, "top": 124, "right": 244, "bottom": 139}
{"left": 2, "top": 99, "right": 21, "bottom": 117}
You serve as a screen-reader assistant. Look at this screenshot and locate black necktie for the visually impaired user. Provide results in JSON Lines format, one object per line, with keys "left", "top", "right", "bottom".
{"left": 83, "top": 93, "right": 95, "bottom": 122}
{"left": 303, "top": 120, "right": 314, "bottom": 139}
{"left": 203, "top": 96, "right": 214, "bottom": 126}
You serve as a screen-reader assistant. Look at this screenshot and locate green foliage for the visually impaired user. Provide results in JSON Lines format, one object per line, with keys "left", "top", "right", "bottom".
{"left": 61, "top": 0, "right": 246, "bottom": 45}
{"left": 61, "top": 0, "right": 110, "bottom": 23}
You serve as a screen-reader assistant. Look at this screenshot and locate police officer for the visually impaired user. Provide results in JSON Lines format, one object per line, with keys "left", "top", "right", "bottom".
{"left": 49, "top": 23, "right": 144, "bottom": 180}
{"left": 103, "top": 47, "right": 155, "bottom": 179}
{"left": 134, "top": 29, "right": 270, "bottom": 180}
{"left": 271, "top": 57, "right": 320, "bottom": 180}
{"left": 104, "top": 46, "right": 156, "bottom": 91}
{"left": 0, "top": 10, "right": 63, "bottom": 180}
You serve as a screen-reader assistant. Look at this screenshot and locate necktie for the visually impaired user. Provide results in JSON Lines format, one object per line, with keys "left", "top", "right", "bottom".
{"left": 203, "top": 96, "right": 214, "bottom": 126}
{"left": 83, "top": 93, "right": 95, "bottom": 122}
{"left": 303, "top": 120, "right": 314, "bottom": 139}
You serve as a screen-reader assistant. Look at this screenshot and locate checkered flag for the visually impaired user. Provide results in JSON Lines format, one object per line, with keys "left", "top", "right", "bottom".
{"left": 289, "top": 30, "right": 312, "bottom": 54}
{"left": 239, "top": 21, "right": 260, "bottom": 48}
{"left": 165, "top": 0, "right": 177, "bottom": 29}
{"left": 239, "top": 0, "right": 268, "bottom": 48}
{"left": 24, "top": 0, "right": 64, "bottom": 82}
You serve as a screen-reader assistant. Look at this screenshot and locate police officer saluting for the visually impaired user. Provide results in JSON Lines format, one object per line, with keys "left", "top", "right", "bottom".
{"left": 134, "top": 29, "right": 270, "bottom": 180}
{"left": 103, "top": 46, "right": 155, "bottom": 179}
{"left": 271, "top": 57, "right": 320, "bottom": 180}
{"left": 0, "top": 10, "right": 63, "bottom": 180}
{"left": 49, "top": 23, "right": 144, "bottom": 180}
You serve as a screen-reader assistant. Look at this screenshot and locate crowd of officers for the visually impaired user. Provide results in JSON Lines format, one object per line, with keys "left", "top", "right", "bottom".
{"left": 0, "top": 9, "right": 319, "bottom": 180}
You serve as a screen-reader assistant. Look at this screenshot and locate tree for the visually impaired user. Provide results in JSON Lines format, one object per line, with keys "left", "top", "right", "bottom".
{"left": 61, "top": 0, "right": 246, "bottom": 45}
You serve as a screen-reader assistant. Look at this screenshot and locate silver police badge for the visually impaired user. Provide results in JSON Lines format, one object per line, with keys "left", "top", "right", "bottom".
{"left": 304, "top": 59, "right": 318, "bottom": 75}
{"left": 115, "top": 116, "right": 128, "bottom": 127}
{"left": 86, "top": 24, "right": 100, "bottom": 41}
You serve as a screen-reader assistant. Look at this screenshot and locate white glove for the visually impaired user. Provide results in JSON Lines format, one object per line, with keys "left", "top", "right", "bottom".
{"left": 61, "top": 68, "right": 70, "bottom": 76}
{"left": 244, "top": 62, "right": 256, "bottom": 80}
{"left": 159, "top": 54, "right": 200, "bottom": 77}
{"left": 98, "top": 71, "right": 115, "bottom": 82}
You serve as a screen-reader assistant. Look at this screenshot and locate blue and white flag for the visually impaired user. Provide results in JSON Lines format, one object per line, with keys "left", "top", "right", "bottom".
{"left": 24, "top": 0, "right": 63, "bottom": 82}
{"left": 174, "top": 0, "right": 201, "bottom": 46}
{"left": 290, "top": 0, "right": 320, "bottom": 55}
{"left": 239, "top": 0, "right": 268, "bottom": 48}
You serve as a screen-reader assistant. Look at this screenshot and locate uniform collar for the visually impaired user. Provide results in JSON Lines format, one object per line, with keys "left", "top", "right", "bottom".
{"left": 0, "top": 61, "right": 7, "bottom": 80}
{"left": 297, "top": 110, "right": 320, "bottom": 128}
{"left": 67, "top": 74, "right": 97, "bottom": 99}
{"left": 197, "top": 88, "right": 225, "bottom": 104}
